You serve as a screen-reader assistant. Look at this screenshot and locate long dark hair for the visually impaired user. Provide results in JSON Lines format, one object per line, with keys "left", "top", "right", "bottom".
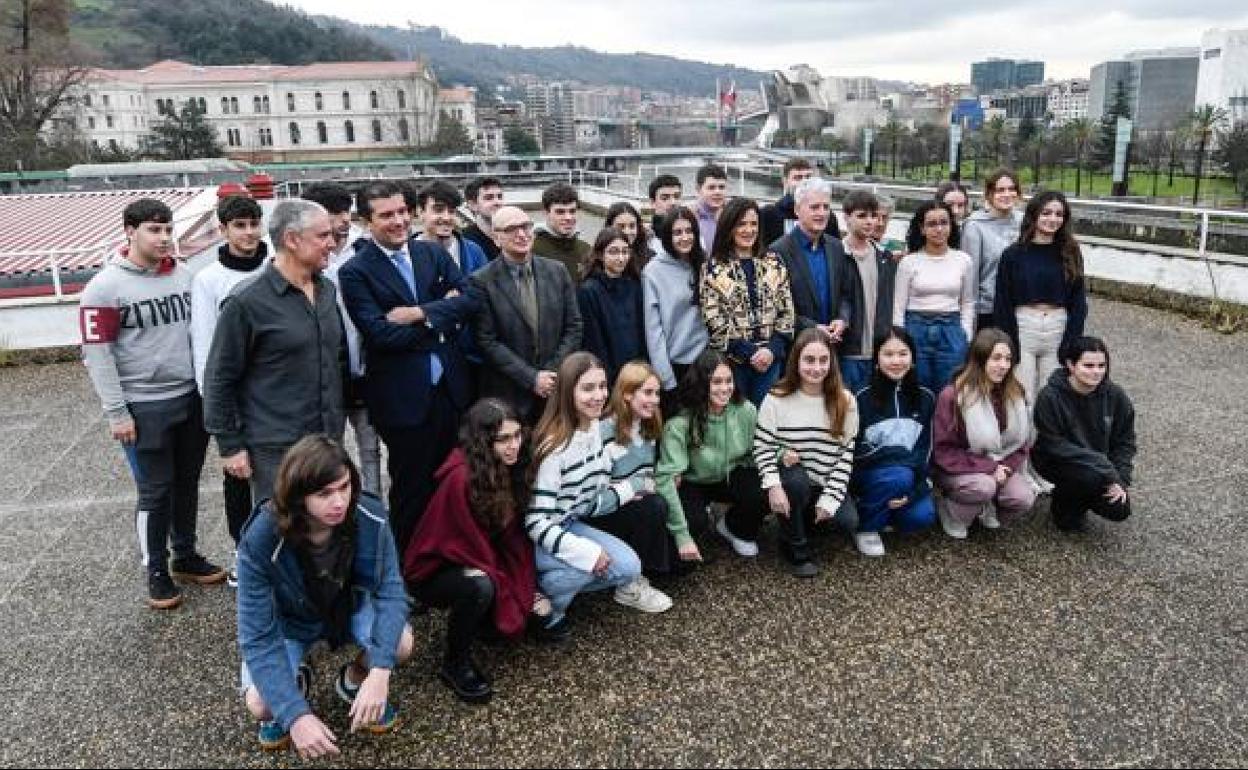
{"left": 708, "top": 197, "right": 762, "bottom": 263}
{"left": 461, "top": 398, "right": 530, "bottom": 534}
{"left": 868, "top": 326, "right": 922, "bottom": 411}
{"left": 1018, "top": 191, "right": 1084, "bottom": 284}
{"left": 587, "top": 226, "right": 640, "bottom": 279}
{"left": 657, "top": 205, "right": 705, "bottom": 304}
{"left": 905, "top": 201, "right": 961, "bottom": 253}
{"left": 770, "top": 328, "right": 853, "bottom": 440}
{"left": 676, "top": 349, "right": 742, "bottom": 449}
{"left": 605, "top": 201, "right": 651, "bottom": 267}
{"left": 272, "top": 435, "right": 360, "bottom": 547}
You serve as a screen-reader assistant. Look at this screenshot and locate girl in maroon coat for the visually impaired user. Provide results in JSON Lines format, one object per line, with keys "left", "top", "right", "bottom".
{"left": 404, "top": 399, "right": 539, "bottom": 704}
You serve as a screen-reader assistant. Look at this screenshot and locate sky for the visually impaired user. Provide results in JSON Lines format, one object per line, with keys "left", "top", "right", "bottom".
{"left": 284, "top": 0, "right": 1248, "bottom": 84}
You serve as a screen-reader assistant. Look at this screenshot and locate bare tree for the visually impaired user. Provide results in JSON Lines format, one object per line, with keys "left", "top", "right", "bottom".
{"left": 0, "top": 0, "right": 92, "bottom": 169}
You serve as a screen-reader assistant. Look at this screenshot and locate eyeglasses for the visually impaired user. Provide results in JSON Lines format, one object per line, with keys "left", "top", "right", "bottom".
{"left": 604, "top": 247, "right": 632, "bottom": 257}
{"left": 499, "top": 222, "right": 533, "bottom": 235}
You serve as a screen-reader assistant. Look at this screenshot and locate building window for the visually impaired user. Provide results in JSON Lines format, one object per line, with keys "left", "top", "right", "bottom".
{"left": 262, "top": 96, "right": 270, "bottom": 114}
{"left": 342, "top": 91, "right": 351, "bottom": 110}
{"left": 1204, "top": 48, "right": 1222, "bottom": 60}
{"left": 230, "top": 97, "right": 239, "bottom": 114}
{"left": 106, "top": 115, "right": 114, "bottom": 128}
{"left": 398, "top": 118, "right": 409, "bottom": 142}
{"left": 103, "top": 94, "right": 110, "bottom": 107}
{"left": 397, "top": 90, "right": 406, "bottom": 109}
{"left": 315, "top": 92, "right": 323, "bottom": 111}
{"left": 317, "top": 121, "right": 328, "bottom": 143}
{"left": 88, "top": 116, "right": 95, "bottom": 129}
{"left": 221, "top": 96, "right": 229, "bottom": 114}
{"left": 197, "top": 97, "right": 207, "bottom": 113}
{"left": 254, "top": 96, "right": 262, "bottom": 114}
{"left": 84, "top": 94, "right": 92, "bottom": 107}
{"left": 370, "top": 90, "right": 379, "bottom": 109}
{"left": 289, "top": 122, "right": 301, "bottom": 145}
{"left": 287, "top": 92, "right": 296, "bottom": 112}
{"left": 109, "top": 139, "right": 119, "bottom": 152}
{"left": 371, "top": 119, "right": 382, "bottom": 142}
{"left": 259, "top": 128, "right": 273, "bottom": 147}
{"left": 344, "top": 120, "right": 355, "bottom": 143}
{"left": 226, "top": 128, "right": 242, "bottom": 147}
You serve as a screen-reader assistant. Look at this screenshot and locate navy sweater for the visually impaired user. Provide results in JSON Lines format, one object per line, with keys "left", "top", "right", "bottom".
{"left": 851, "top": 380, "right": 936, "bottom": 501}
{"left": 993, "top": 241, "right": 1088, "bottom": 356}
{"left": 577, "top": 271, "right": 645, "bottom": 384}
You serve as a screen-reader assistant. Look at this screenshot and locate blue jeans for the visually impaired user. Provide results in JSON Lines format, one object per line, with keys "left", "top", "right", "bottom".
{"left": 904, "top": 311, "right": 968, "bottom": 395}
{"left": 732, "top": 357, "right": 784, "bottom": 406}
{"left": 535, "top": 520, "right": 642, "bottom": 625}
{"left": 854, "top": 465, "right": 936, "bottom": 534}
{"left": 238, "top": 595, "right": 379, "bottom": 694}
{"left": 839, "top": 357, "right": 873, "bottom": 396}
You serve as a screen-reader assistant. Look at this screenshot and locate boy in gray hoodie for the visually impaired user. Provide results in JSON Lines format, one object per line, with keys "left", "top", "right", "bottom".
{"left": 81, "top": 199, "right": 226, "bottom": 610}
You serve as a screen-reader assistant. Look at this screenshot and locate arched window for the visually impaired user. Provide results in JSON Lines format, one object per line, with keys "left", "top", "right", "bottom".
{"left": 317, "top": 121, "right": 328, "bottom": 144}
{"left": 371, "top": 119, "right": 382, "bottom": 142}
{"left": 370, "top": 90, "right": 378, "bottom": 109}
{"left": 253, "top": 96, "right": 262, "bottom": 114}
{"left": 289, "top": 122, "right": 301, "bottom": 145}
{"left": 315, "top": 92, "right": 323, "bottom": 111}
{"left": 398, "top": 118, "right": 409, "bottom": 142}
{"left": 342, "top": 91, "right": 351, "bottom": 110}
{"left": 344, "top": 120, "right": 355, "bottom": 143}
{"left": 287, "top": 92, "right": 295, "bottom": 112}
{"left": 397, "top": 89, "right": 406, "bottom": 109}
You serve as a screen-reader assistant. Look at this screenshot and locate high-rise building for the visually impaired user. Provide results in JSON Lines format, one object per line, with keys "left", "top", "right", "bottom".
{"left": 1089, "top": 48, "right": 1199, "bottom": 131}
{"left": 1197, "top": 28, "right": 1248, "bottom": 124}
{"left": 1047, "top": 79, "right": 1090, "bottom": 126}
{"left": 971, "top": 58, "right": 1045, "bottom": 94}
{"left": 524, "top": 82, "right": 575, "bottom": 152}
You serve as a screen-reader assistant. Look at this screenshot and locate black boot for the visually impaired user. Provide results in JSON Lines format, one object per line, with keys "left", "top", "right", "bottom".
{"left": 438, "top": 656, "right": 493, "bottom": 704}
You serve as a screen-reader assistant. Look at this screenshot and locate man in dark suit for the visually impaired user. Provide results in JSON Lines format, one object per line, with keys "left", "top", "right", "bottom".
{"left": 471, "top": 205, "right": 582, "bottom": 423}
{"left": 338, "top": 181, "right": 479, "bottom": 553}
{"left": 767, "top": 177, "right": 855, "bottom": 347}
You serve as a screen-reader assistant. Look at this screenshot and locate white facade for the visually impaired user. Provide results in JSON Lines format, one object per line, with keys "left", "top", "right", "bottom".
{"left": 72, "top": 60, "right": 439, "bottom": 162}
{"left": 437, "top": 86, "right": 478, "bottom": 135}
{"left": 1197, "top": 28, "right": 1248, "bottom": 125}
{"left": 1047, "top": 79, "right": 1090, "bottom": 125}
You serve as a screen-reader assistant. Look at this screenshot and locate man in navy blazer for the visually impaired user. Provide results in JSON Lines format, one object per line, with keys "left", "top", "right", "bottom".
{"left": 338, "top": 181, "right": 479, "bottom": 553}
{"left": 766, "top": 177, "right": 856, "bottom": 347}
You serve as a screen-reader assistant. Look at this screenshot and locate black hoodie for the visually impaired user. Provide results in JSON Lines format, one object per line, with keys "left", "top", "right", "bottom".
{"left": 1032, "top": 366, "right": 1136, "bottom": 486}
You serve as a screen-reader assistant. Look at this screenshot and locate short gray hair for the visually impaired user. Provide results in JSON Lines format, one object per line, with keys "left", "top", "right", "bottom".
{"left": 268, "top": 199, "right": 327, "bottom": 249}
{"left": 793, "top": 177, "right": 833, "bottom": 207}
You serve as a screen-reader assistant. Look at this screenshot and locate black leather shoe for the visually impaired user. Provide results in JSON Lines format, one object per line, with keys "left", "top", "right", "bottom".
{"left": 439, "top": 658, "right": 493, "bottom": 704}
{"left": 531, "top": 615, "right": 572, "bottom": 644}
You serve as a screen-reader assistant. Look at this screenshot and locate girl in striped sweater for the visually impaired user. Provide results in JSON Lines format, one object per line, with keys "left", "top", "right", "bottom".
{"left": 527, "top": 353, "right": 673, "bottom": 639}
{"left": 754, "top": 328, "right": 859, "bottom": 578}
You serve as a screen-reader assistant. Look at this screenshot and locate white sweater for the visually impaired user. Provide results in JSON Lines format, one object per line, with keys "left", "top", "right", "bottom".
{"left": 753, "top": 389, "right": 858, "bottom": 513}
{"left": 190, "top": 256, "right": 264, "bottom": 394}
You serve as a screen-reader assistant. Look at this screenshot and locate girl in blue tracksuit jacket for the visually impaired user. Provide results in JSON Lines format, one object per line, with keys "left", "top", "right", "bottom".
{"left": 850, "top": 326, "right": 937, "bottom": 557}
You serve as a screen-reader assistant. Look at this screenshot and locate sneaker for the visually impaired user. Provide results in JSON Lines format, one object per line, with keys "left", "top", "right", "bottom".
{"left": 257, "top": 720, "right": 290, "bottom": 751}
{"left": 532, "top": 615, "right": 572, "bottom": 644}
{"left": 334, "top": 663, "right": 361, "bottom": 705}
{"left": 978, "top": 504, "right": 1001, "bottom": 530}
{"left": 226, "top": 550, "right": 238, "bottom": 589}
{"left": 790, "top": 560, "right": 819, "bottom": 578}
{"left": 715, "top": 518, "right": 759, "bottom": 558}
{"left": 360, "top": 703, "right": 401, "bottom": 735}
{"left": 147, "top": 569, "right": 183, "bottom": 610}
{"left": 937, "top": 499, "right": 969, "bottom": 539}
{"left": 438, "top": 657, "right": 494, "bottom": 704}
{"left": 170, "top": 554, "right": 228, "bottom": 585}
{"left": 854, "top": 532, "right": 886, "bottom": 557}
{"left": 613, "top": 576, "right": 673, "bottom": 613}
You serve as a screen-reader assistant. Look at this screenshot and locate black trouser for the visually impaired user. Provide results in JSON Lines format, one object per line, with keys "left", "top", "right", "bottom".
{"left": 977, "top": 312, "right": 996, "bottom": 333}
{"left": 223, "top": 472, "right": 252, "bottom": 545}
{"left": 248, "top": 443, "right": 293, "bottom": 510}
{"left": 776, "top": 465, "right": 858, "bottom": 563}
{"left": 125, "top": 393, "right": 209, "bottom": 572}
{"left": 678, "top": 465, "right": 767, "bottom": 543}
{"left": 1042, "top": 461, "right": 1132, "bottom": 528}
{"left": 377, "top": 384, "right": 459, "bottom": 555}
{"left": 590, "top": 494, "right": 675, "bottom": 576}
{"left": 412, "top": 566, "right": 495, "bottom": 665}
{"left": 659, "top": 362, "right": 692, "bottom": 420}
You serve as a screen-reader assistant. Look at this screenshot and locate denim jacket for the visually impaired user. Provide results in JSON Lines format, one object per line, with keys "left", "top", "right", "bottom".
{"left": 236, "top": 493, "right": 408, "bottom": 732}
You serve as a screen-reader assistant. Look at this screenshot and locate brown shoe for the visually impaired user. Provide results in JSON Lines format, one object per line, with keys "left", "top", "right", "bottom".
{"left": 148, "top": 570, "right": 184, "bottom": 610}
{"left": 171, "top": 554, "right": 228, "bottom": 585}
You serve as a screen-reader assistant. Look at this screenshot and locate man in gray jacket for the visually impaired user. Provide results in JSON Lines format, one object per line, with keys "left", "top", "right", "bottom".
{"left": 203, "top": 200, "right": 345, "bottom": 507}
{"left": 81, "top": 198, "right": 226, "bottom": 610}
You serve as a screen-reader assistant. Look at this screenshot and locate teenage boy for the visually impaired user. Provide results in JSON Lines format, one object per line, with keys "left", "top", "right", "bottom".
{"left": 305, "top": 182, "right": 383, "bottom": 499}
{"left": 462, "top": 176, "right": 504, "bottom": 261}
{"left": 190, "top": 194, "right": 268, "bottom": 586}
{"left": 532, "top": 182, "right": 591, "bottom": 281}
{"left": 646, "top": 173, "right": 683, "bottom": 254}
{"left": 416, "top": 180, "right": 489, "bottom": 275}
{"left": 839, "top": 191, "right": 898, "bottom": 394}
{"left": 82, "top": 198, "right": 225, "bottom": 610}
{"left": 694, "top": 163, "right": 730, "bottom": 253}
{"left": 760, "top": 157, "right": 815, "bottom": 248}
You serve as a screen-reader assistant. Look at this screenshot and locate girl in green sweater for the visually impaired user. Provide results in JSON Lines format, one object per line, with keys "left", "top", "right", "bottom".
{"left": 656, "top": 350, "right": 765, "bottom": 561}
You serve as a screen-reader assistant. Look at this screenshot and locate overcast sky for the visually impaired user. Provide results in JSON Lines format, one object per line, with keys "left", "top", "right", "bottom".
{"left": 286, "top": 0, "right": 1248, "bottom": 84}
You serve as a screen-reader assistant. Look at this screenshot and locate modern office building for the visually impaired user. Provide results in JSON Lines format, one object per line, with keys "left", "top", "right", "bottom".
{"left": 971, "top": 58, "right": 1045, "bottom": 94}
{"left": 1047, "top": 79, "right": 1090, "bottom": 125}
{"left": 1197, "top": 28, "right": 1248, "bottom": 124}
{"left": 1089, "top": 48, "right": 1200, "bottom": 131}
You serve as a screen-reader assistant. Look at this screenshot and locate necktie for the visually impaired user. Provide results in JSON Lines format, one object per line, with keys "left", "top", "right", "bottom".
{"left": 517, "top": 263, "right": 538, "bottom": 331}
{"left": 394, "top": 248, "right": 442, "bottom": 385}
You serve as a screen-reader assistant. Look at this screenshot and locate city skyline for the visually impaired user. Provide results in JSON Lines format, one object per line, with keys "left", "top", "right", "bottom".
{"left": 284, "top": 0, "right": 1248, "bottom": 85}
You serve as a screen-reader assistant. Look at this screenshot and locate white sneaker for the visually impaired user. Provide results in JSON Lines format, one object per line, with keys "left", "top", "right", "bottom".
{"left": 854, "top": 532, "right": 886, "bottom": 557}
{"left": 937, "top": 498, "right": 968, "bottom": 539}
{"left": 613, "top": 577, "right": 673, "bottom": 613}
{"left": 978, "top": 503, "right": 1001, "bottom": 530}
{"left": 715, "top": 518, "right": 759, "bottom": 558}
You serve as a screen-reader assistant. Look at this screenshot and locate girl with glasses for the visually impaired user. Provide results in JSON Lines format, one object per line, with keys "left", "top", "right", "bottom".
{"left": 578, "top": 226, "right": 646, "bottom": 385}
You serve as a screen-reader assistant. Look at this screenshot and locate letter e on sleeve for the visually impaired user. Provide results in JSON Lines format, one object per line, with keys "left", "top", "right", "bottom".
{"left": 80, "top": 306, "right": 121, "bottom": 344}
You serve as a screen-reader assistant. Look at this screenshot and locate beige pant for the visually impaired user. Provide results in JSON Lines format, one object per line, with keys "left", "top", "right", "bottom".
{"left": 1015, "top": 306, "right": 1068, "bottom": 406}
